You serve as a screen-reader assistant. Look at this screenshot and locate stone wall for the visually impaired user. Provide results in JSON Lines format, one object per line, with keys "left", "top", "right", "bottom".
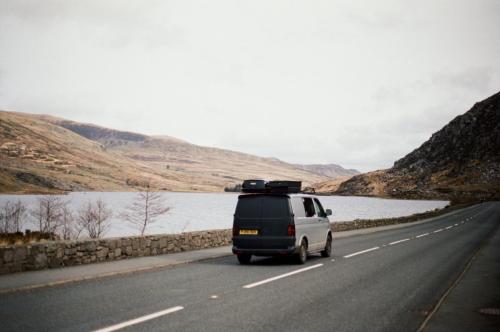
{"left": 330, "top": 206, "right": 457, "bottom": 232}
{"left": 0, "top": 229, "right": 232, "bottom": 275}
{"left": 0, "top": 206, "right": 459, "bottom": 275}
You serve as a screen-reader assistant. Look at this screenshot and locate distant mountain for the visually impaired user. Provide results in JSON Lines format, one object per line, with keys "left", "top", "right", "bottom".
{"left": 335, "top": 92, "right": 500, "bottom": 202}
{"left": 0, "top": 111, "right": 332, "bottom": 193}
{"left": 294, "top": 163, "right": 359, "bottom": 178}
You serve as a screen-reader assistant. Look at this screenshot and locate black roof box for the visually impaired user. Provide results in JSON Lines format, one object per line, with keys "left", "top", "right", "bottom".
{"left": 241, "top": 179, "right": 302, "bottom": 194}
{"left": 267, "top": 180, "right": 301, "bottom": 193}
{"left": 242, "top": 180, "right": 267, "bottom": 193}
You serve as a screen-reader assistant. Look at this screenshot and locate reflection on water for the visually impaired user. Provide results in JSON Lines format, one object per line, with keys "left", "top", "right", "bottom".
{"left": 0, "top": 192, "right": 448, "bottom": 237}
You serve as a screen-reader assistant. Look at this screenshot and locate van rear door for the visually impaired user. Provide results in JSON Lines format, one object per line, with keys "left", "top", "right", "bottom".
{"left": 234, "top": 194, "right": 293, "bottom": 250}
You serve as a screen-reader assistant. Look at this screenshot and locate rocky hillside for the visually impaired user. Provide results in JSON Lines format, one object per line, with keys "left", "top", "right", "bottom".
{"left": 0, "top": 111, "right": 335, "bottom": 193}
{"left": 335, "top": 91, "right": 500, "bottom": 201}
{"left": 294, "top": 163, "right": 359, "bottom": 178}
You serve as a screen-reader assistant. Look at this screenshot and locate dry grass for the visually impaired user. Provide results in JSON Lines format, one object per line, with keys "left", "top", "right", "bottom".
{"left": 0, "top": 232, "right": 58, "bottom": 246}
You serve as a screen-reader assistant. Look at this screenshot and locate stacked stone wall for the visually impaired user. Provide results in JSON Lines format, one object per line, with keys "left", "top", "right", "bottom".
{"left": 0, "top": 229, "right": 231, "bottom": 274}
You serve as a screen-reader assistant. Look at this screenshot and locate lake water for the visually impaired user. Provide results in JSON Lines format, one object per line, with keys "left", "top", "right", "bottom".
{"left": 0, "top": 192, "right": 448, "bottom": 238}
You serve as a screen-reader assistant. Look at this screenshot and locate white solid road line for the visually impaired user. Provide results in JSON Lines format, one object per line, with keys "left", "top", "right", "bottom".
{"left": 416, "top": 233, "right": 430, "bottom": 238}
{"left": 243, "top": 264, "right": 323, "bottom": 289}
{"left": 343, "top": 247, "right": 380, "bottom": 258}
{"left": 389, "top": 238, "right": 410, "bottom": 245}
{"left": 93, "top": 306, "right": 184, "bottom": 332}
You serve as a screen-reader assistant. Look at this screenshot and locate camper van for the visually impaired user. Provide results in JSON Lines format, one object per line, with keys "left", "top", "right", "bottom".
{"left": 232, "top": 180, "right": 333, "bottom": 264}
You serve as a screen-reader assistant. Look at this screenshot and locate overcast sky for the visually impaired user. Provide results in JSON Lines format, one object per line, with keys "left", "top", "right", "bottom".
{"left": 1, "top": 1, "right": 499, "bottom": 172}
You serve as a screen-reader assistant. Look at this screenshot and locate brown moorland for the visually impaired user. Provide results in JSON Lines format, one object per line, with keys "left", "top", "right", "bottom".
{"left": 0, "top": 111, "right": 342, "bottom": 193}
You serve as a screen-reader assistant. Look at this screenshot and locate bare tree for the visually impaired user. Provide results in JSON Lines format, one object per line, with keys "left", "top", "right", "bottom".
{"left": 60, "top": 205, "right": 76, "bottom": 240}
{"left": 77, "top": 201, "right": 94, "bottom": 237}
{"left": 10, "top": 200, "right": 27, "bottom": 233}
{"left": 0, "top": 201, "right": 13, "bottom": 234}
{"left": 30, "top": 196, "right": 65, "bottom": 239}
{"left": 120, "top": 188, "right": 170, "bottom": 236}
{"left": 77, "top": 199, "right": 112, "bottom": 239}
{"left": 94, "top": 199, "right": 112, "bottom": 238}
{"left": 31, "top": 199, "right": 45, "bottom": 234}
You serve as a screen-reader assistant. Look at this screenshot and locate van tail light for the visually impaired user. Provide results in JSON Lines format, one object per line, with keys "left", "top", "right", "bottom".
{"left": 287, "top": 224, "right": 295, "bottom": 237}
{"left": 233, "top": 226, "right": 239, "bottom": 237}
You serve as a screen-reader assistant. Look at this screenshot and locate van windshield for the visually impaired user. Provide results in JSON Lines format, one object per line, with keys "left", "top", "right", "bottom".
{"left": 236, "top": 195, "right": 289, "bottom": 219}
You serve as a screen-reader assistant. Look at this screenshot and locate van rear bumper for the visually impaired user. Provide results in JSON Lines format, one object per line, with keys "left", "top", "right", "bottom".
{"left": 232, "top": 246, "right": 298, "bottom": 256}
{"left": 232, "top": 236, "right": 297, "bottom": 256}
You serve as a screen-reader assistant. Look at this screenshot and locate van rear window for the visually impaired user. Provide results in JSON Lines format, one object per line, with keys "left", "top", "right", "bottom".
{"left": 236, "top": 196, "right": 289, "bottom": 219}
{"left": 235, "top": 197, "right": 261, "bottom": 218}
{"left": 262, "top": 196, "right": 289, "bottom": 218}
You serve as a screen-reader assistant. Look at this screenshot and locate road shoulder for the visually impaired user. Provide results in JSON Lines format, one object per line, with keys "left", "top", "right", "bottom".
{"left": 424, "top": 211, "right": 500, "bottom": 331}
{"left": 0, "top": 245, "right": 232, "bottom": 294}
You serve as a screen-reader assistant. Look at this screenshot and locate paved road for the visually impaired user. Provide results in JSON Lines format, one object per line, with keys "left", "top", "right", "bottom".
{"left": 1, "top": 202, "right": 498, "bottom": 332}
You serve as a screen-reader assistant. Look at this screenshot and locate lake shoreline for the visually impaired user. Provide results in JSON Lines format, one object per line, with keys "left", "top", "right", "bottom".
{"left": 330, "top": 202, "right": 475, "bottom": 232}
{"left": 0, "top": 192, "right": 449, "bottom": 238}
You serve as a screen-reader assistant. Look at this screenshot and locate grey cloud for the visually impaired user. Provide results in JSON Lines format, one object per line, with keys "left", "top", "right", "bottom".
{"left": 1, "top": 1, "right": 499, "bottom": 173}
{"left": 0, "top": 0, "right": 175, "bottom": 49}
{"left": 430, "top": 68, "right": 493, "bottom": 92}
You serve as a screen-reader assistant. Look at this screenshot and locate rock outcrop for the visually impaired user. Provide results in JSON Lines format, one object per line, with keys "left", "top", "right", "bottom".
{"left": 336, "top": 91, "right": 500, "bottom": 202}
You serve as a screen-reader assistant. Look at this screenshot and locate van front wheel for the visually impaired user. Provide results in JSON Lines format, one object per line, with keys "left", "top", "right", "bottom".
{"left": 237, "top": 254, "right": 252, "bottom": 264}
{"left": 296, "top": 240, "right": 307, "bottom": 264}
{"left": 321, "top": 234, "right": 332, "bottom": 258}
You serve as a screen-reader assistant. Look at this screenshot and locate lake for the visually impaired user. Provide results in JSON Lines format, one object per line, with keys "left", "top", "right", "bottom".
{"left": 0, "top": 192, "right": 449, "bottom": 238}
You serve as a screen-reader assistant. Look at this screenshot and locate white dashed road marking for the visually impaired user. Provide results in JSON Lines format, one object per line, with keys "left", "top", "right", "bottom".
{"left": 344, "top": 247, "right": 380, "bottom": 258}
{"left": 93, "top": 306, "right": 184, "bottom": 332}
{"left": 416, "top": 233, "right": 429, "bottom": 238}
{"left": 243, "top": 264, "right": 323, "bottom": 289}
{"left": 433, "top": 229, "right": 444, "bottom": 233}
{"left": 389, "top": 238, "right": 410, "bottom": 245}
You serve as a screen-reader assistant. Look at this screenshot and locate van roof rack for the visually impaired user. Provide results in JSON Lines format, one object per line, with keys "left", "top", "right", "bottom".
{"left": 241, "top": 179, "right": 302, "bottom": 194}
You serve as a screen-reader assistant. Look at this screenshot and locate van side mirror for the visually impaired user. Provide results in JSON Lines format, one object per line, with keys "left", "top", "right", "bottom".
{"left": 326, "top": 209, "right": 332, "bottom": 216}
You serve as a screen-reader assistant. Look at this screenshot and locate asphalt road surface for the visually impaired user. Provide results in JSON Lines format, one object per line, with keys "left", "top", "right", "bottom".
{"left": 1, "top": 202, "right": 498, "bottom": 332}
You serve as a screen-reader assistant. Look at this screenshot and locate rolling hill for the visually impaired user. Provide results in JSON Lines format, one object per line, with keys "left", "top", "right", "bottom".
{"left": 293, "top": 163, "right": 359, "bottom": 178}
{"left": 0, "top": 111, "right": 338, "bottom": 193}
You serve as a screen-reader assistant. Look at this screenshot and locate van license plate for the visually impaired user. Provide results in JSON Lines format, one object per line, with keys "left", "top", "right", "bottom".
{"left": 240, "top": 229, "right": 258, "bottom": 235}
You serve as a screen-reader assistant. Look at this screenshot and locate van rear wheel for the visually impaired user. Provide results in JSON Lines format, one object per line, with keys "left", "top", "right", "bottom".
{"left": 296, "top": 240, "right": 307, "bottom": 264}
{"left": 321, "top": 234, "right": 332, "bottom": 258}
{"left": 237, "top": 254, "right": 251, "bottom": 264}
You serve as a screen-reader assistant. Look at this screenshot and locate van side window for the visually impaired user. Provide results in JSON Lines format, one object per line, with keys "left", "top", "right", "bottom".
{"left": 313, "top": 198, "right": 326, "bottom": 218}
{"left": 291, "top": 197, "right": 306, "bottom": 217}
{"left": 303, "top": 198, "right": 316, "bottom": 217}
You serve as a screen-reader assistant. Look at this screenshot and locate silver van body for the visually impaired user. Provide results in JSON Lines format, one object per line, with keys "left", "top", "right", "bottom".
{"left": 232, "top": 193, "right": 332, "bottom": 264}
